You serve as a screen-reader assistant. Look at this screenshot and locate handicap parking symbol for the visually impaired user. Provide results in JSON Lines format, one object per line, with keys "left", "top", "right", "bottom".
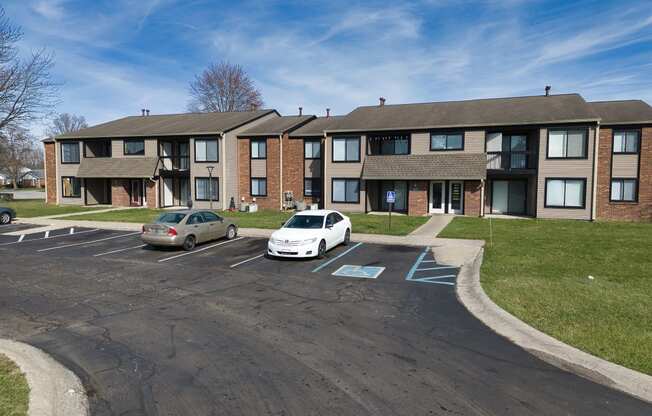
{"left": 332, "top": 265, "right": 385, "bottom": 279}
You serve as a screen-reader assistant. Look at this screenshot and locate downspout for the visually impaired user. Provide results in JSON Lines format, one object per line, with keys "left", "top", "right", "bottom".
{"left": 279, "top": 134, "right": 283, "bottom": 211}
{"left": 221, "top": 133, "right": 226, "bottom": 210}
{"left": 480, "top": 179, "right": 485, "bottom": 217}
{"left": 591, "top": 122, "right": 600, "bottom": 221}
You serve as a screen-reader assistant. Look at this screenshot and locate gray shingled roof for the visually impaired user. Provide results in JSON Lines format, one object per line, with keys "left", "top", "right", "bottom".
{"left": 329, "top": 94, "right": 599, "bottom": 132}
{"left": 289, "top": 116, "right": 346, "bottom": 137}
{"left": 588, "top": 100, "right": 652, "bottom": 125}
{"left": 362, "top": 154, "right": 487, "bottom": 180}
{"left": 238, "top": 115, "right": 316, "bottom": 137}
{"left": 76, "top": 157, "right": 160, "bottom": 178}
{"left": 55, "top": 110, "right": 278, "bottom": 139}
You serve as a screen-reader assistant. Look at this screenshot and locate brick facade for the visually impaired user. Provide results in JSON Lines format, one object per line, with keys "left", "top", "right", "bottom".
{"left": 464, "top": 180, "right": 482, "bottom": 217}
{"left": 596, "top": 127, "right": 652, "bottom": 221}
{"left": 408, "top": 181, "right": 428, "bottom": 215}
{"left": 238, "top": 139, "right": 251, "bottom": 207}
{"left": 145, "top": 179, "right": 157, "bottom": 208}
{"left": 282, "top": 134, "right": 304, "bottom": 204}
{"left": 44, "top": 142, "right": 57, "bottom": 204}
{"left": 238, "top": 137, "right": 281, "bottom": 210}
{"left": 111, "top": 179, "right": 130, "bottom": 207}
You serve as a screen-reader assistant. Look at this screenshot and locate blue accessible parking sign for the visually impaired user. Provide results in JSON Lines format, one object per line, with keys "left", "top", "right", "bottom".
{"left": 386, "top": 191, "right": 396, "bottom": 204}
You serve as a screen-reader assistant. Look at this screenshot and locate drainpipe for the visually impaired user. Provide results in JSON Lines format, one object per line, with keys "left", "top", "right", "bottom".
{"left": 591, "top": 122, "right": 600, "bottom": 221}
{"left": 279, "top": 134, "right": 284, "bottom": 211}
{"left": 480, "top": 179, "right": 485, "bottom": 217}
{"left": 221, "top": 133, "right": 226, "bottom": 210}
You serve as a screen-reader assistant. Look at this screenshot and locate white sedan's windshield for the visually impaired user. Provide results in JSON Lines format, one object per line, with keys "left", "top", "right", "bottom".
{"left": 284, "top": 215, "right": 324, "bottom": 229}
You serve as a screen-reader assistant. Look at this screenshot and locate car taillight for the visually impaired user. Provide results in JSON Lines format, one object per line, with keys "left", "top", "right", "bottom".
{"left": 167, "top": 227, "right": 177, "bottom": 236}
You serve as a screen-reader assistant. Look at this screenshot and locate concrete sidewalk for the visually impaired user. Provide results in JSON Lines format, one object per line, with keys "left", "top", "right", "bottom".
{"left": 409, "top": 214, "right": 454, "bottom": 238}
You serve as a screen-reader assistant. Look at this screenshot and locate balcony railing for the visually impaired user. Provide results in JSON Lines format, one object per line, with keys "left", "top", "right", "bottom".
{"left": 486, "top": 151, "right": 535, "bottom": 170}
{"left": 159, "top": 156, "right": 190, "bottom": 172}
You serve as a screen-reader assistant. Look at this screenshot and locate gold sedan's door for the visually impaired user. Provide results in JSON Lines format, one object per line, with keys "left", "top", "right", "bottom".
{"left": 201, "top": 211, "right": 226, "bottom": 241}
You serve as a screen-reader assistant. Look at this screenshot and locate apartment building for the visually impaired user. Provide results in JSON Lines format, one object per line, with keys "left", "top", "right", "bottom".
{"left": 44, "top": 93, "right": 652, "bottom": 221}
{"left": 44, "top": 110, "right": 279, "bottom": 209}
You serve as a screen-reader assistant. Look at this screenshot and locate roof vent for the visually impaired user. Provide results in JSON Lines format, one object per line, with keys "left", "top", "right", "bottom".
{"left": 545, "top": 86, "right": 551, "bottom": 96}
{"left": 141, "top": 109, "right": 146, "bottom": 116}
{"left": 145, "top": 109, "right": 150, "bottom": 116}
{"left": 299, "top": 107, "right": 303, "bottom": 116}
{"left": 326, "top": 108, "right": 330, "bottom": 118}
{"left": 379, "top": 97, "right": 386, "bottom": 106}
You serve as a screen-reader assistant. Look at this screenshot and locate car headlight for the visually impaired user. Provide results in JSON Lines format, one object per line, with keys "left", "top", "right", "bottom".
{"left": 269, "top": 238, "right": 280, "bottom": 244}
{"left": 302, "top": 238, "right": 317, "bottom": 244}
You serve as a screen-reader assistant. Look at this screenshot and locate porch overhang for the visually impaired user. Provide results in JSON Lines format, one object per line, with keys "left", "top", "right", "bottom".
{"left": 76, "top": 157, "right": 159, "bottom": 178}
{"left": 361, "top": 154, "right": 486, "bottom": 181}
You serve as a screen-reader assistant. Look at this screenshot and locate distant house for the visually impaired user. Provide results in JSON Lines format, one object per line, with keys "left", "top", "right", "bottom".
{"left": 20, "top": 169, "right": 45, "bottom": 188}
{"left": 0, "top": 172, "right": 11, "bottom": 186}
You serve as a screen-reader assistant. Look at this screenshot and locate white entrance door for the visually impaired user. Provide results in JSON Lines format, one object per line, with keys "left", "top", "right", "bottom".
{"left": 163, "top": 178, "right": 173, "bottom": 207}
{"left": 448, "top": 181, "right": 464, "bottom": 214}
{"left": 429, "top": 181, "right": 445, "bottom": 214}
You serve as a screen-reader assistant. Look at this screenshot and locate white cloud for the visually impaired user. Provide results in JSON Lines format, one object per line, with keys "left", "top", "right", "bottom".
{"left": 31, "top": 0, "right": 66, "bottom": 20}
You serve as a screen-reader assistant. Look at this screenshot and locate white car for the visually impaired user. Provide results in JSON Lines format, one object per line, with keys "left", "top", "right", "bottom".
{"left": 268, "top": 210, "right": 352, "bottom": 258}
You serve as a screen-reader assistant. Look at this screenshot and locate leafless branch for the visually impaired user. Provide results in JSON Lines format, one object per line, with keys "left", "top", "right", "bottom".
{"left": 187, "top": 61, "right": 263, "bottom": 112}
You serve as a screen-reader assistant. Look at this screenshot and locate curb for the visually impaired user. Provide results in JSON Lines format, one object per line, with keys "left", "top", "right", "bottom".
{"left": 455, "top": 248, "right": 652, "bottom": 404}
{"left": 0, "top": 339, "right": 89, "bottom": 416}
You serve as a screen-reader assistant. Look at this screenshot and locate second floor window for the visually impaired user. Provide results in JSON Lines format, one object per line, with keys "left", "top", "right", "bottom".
{"left": 613, "top": 131, "right": 639, "bottom": 154}
{"left": 367, "top": 133, "right": 409, "bottom": 155}
{"left": 195, "top": 139, "right": 218, "bottom": 162}
{"left": 332, "top": 137, "right": 360, "bottom": 162}
{"left": 124, "top": 139, "right": 145, "bottom": 156}
{"left": 430, "top": 132, "right": 463, "bottom": 151}
{"left": 305, "top": 140, "right": 321, "bottom": 159}
{"left": 61, "top": 142, "right": 80, "bottom": 163}
{"left": 84, "top": 140, "right": 111, "bottom": 158}
{"left": 251, "top": 139, "right": 266, "bottom": 159}
{"left": 547, "top": 129, "right": 587, "bottom": 159}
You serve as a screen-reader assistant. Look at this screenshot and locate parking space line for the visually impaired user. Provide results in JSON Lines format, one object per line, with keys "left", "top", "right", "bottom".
{"left": 230, "top": 253, "right": 265, "bottom": 268}
{"left": 421, "top": 260, "right": 436, "bottom": 263}
{"left": 158, "top": 237, "right": 244, "bottom": 263}
{"left": 17, "top": 235, "right": 24, "bottom": 242}
{"left": 416, "top": 266, "right": 457, "bottom": 271}
{"left": 0, "top": 228, "right": 100, "bottom": 246}
{"left": 37, "top": 232, "right": 140, "bottom": 252}
{"left": 406, "top": 247, "right": 429, "bottom": 281}
{"left": 93, "top": 244, "right": 147, "bottom": 257}
{"left": 312, "top": 242, "right": 363, "bottom": 273}
{"left": 44, "top": 231, "right": 50, "bottom": 238}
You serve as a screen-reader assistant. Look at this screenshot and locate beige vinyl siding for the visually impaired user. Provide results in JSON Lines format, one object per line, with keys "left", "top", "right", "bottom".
{"left": 111, "top": 138, "right": 157, "bottom": 158}
{"left": 305, "top": 159, "right": 321, "bottom": 177}
{"left": 324, "top": 134, "right": 366, "bottom": 212}
{"left": 250, "top": 159, "right": 267, "bottom": 177}
{"left": 411, "top": 130, "right": 485, "bottom": 154}
{"left": 189, "top": 136, "right": 222, "bottom": 210}
{"left": 611, "top": 154, "right": 639, "bottom": 178}
{"left": 56, "top": 141, "right": 83, "bottom": 205}
{"left": 536, "top": 127, "right": 595, "bottom": 220}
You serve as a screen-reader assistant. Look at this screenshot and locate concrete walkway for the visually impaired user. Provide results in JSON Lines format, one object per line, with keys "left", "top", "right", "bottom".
{"left": 408, "top": 214, "right": 454, "bottom": 238}
{"left": 29, "top": 206, "right": 134, "bottom": 219}
{"left": 0, "top": 339, "right": 88, "bottom": 416}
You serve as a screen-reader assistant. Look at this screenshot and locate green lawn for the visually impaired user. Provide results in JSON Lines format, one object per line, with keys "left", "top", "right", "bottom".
{"left": 439, "top": 217, "right": 652, "bottom": 375}
{"left": 0, "top": 354, "right": 29, "bottom": 416}
{"left": 64, "top": 209, "right": 428, "bottom": 236}
{"left": 2, "top": 200, "right": 103, "bottom": 218}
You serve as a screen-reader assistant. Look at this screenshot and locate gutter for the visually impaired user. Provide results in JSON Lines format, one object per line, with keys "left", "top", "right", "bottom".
{"left": 591, "top": 122, "right": 600, "bottom": 221}
{"left": 221, "top": 133, "right": 226, "bottom": 210}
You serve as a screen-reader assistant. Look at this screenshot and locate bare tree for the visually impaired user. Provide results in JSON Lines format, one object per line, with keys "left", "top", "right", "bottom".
{"left": 0, "top": 6, "right": 58, "bottom": 134}
{"left": 188, "top": 61, "right": 263, "bottom": 112}
{"left": 0, "top": 125, "right": 38, "bottom": 188}
{"left": 46, "top": 113, "right": 88, "bottom": 137}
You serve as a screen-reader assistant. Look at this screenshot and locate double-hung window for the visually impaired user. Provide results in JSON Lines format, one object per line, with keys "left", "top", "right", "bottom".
{"left": 367, "top": 133, "right": 409, "bottom": 155}
{"left": 332, "top": 137, "right": 360, "bottom": 162}
{"left": 124, "top": 139, "right": 145, "bottom": 156}
{"left": 430, "top": 132, "right": 463, "bottom": 151}
{"left": 545, "top": 178, "right": 586, "bottom": 208}
{"left": 547, "top": 129, "right": 587, "bottom": 158}
{"left": 611, "top": 179, "right": 637, "bottom": 202}
{"left": 251, "top": 139, "right": 266, "bottom": 159}
{"left": 195, "top": 139, "right": 218, "bottom": 162}
{"left": 304, "top": 140, "right": 321, "bottom": 159}
{"left": 61, "top": 177, "right": 81, "bottom": 198}
{"left": 61, "top": 142, "right": 80, "bottom": 163}
{"left": 195, "top": 177, "right": 219, "bottom": 201}
{"left": 613, "top": 131, "right": 639, "bottom": 154}
{"left": 332, "top": 179, "right": 359, "bottom": 203}
{"left": 304, "top": 178, "right": 321, "bottom": 197}
{"left": 251, "top": 178, "right": 267, "bottom": 196}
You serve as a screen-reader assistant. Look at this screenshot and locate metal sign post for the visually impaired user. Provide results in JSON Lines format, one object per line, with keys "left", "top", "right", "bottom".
{"left": 386, "top": 191, "right": 396, "bottom": 232}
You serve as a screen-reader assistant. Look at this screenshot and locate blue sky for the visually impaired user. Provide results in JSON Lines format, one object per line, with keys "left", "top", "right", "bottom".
{"left": 5, "top": 0, "right": 652, "bottom": 136}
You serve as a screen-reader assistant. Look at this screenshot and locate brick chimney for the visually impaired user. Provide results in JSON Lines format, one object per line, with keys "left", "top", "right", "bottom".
{"left": 299, "top": 107, "right": 303, "bottom": 116}
{"left": 326, "top": 108, "right": 330, "bottom": 118}
{"left": 379, "top": 97, "right": 386, "bottom": 106}
{"left": 545, "top": 86, "right": 551, "bottom": 96}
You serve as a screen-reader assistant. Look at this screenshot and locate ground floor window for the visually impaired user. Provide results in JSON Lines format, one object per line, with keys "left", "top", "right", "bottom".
{"left": 304, "top": 178, "right": 321, "bottom": 197}
{"left": 545, "top": 178, "right": 585, "bottom": 208}
{"left": 491, "top": 179, "right": 527, "bottom": 215}
{"left": 332, "top": 178, "right": 359, "bottom": 203}
{"left": 251, "top": 178, "right": 267, "bottom": 197}
{"left": 62, "top": 176, "right": 81, "bottom": 198}
{"left": 195, "top": 177, "right": 219, "bottom": 201}
{"left": 611, "top": 178, "right": 637, "bottom": 202}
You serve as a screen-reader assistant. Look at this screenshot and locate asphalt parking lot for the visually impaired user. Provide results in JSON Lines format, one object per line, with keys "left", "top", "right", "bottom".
{"left": 0, "top": 226, "right": 650, "bottom": 415}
